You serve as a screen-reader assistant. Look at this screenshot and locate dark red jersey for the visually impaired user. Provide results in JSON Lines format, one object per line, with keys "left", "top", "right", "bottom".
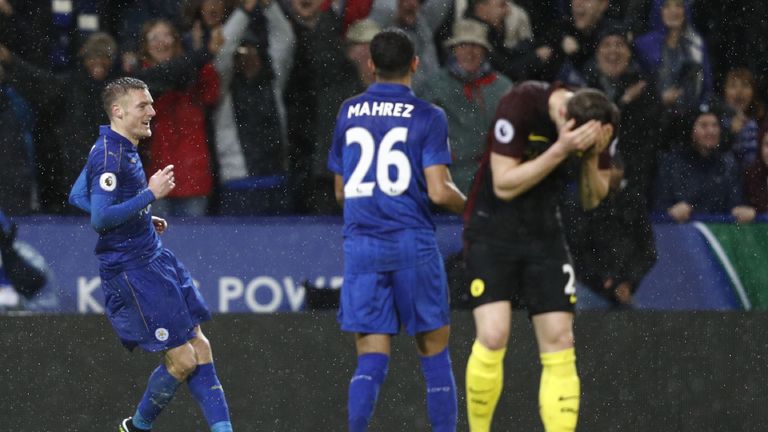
{"left": 464, "top": 81, "right": 573, "bottom": 248}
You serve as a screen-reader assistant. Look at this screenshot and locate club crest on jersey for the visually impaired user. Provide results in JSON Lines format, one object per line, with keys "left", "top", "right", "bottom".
{"left": 99, "top": 173, "right": 117, "bottom": 191}
{"left": 155, "top": 327, "right": 169, "bottom": 341}
{"left": 494, "top": 119, "right": 514, "bottom": 144}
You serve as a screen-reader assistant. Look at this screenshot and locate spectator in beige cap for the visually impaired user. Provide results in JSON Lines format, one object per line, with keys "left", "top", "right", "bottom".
{"left": 345, "top": 18, "right": 381, "bottom": 86}
{"left": 418, "top": 19, "right": 512, "bottom": 194}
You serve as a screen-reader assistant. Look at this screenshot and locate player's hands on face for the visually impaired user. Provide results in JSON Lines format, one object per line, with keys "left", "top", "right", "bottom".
{"left": 148, "top": 164, "right": 175, "bottom": 199}
{"left": 668, "top": 201, "right": 693, "bottom": 223}
{"left": 152, "top": 216, "right": 168, "bottom": 234}
{"left": 558, "top": 119, "right": 601, "bottom": 154}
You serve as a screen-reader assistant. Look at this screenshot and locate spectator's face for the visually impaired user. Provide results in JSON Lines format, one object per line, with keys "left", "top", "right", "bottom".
{"left": 84, "top": 55, "right": 112, "bottom": 81}
{"left": 571, "top": 0, "right": 608, "bottom": 31}
{"left": 661, "top": 0, "right": 685, "bottom": 31}
{"left": 346, "top": 42, "right": 374, "bottom": 85}
{"left": 292, "top": 0, "right": 323, "bottom": 22}
{"left": 474, "top": 0, "right": 508, "bottom": 29}
{"left": 596, "top": 35, "right": 630, "bottom": 78}
{"left": 117, "top": 89, "right": 156, "bottom": 142}
{"left": 146, "top": 22, "right": 176, "bottom": 63}
{"left": 201, "top": 0, "right": 226, "bottom": 28}
{"left": 692, "top": 113, "right": 720, "bottom": 154}
{"left": 724, "top": 75, "right": 753, "bottom": 113}
{"left": 453, "top": 43, "right": 487, "bottom": 76}
{"left": 397, "top": 0, "right": 419, "bottom": 28}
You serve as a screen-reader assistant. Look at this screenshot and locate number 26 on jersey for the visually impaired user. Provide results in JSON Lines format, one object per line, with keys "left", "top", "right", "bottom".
{"left": 344, "top": 127, "right": 412, "bottom": 198}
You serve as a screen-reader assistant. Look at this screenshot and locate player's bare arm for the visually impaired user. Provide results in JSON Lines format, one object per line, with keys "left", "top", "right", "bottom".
{"left": 425, "top": 165, "right": 466, "bottom": 214}
{"left": 578, "top": 124, "right": 613, "bottom": 210}
{"left": 492, "top": 120, "right": 601, "bottom": 201}
{"left": 333, "top": 174, "right": 345, "bottom": 206}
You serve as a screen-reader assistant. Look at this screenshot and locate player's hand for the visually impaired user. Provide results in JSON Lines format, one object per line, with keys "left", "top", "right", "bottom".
{"left": 0, "top": 43, "right": 12, "bottom": 64}
{"left": 152, "top": 216, "right": 168, "bottom": 234}
{"left": 667, "top": 201, "right": 693, "bottom": 223}
{"left": 148, "top": 164, "right": 176, "bottom": 199}
{"left": 557, "top": 119, "right": 601, "bottom": 154}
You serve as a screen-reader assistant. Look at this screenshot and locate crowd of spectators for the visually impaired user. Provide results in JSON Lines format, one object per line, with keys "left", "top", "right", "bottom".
{"left": 1, "top": 0, "right": 767, "bottom": 222}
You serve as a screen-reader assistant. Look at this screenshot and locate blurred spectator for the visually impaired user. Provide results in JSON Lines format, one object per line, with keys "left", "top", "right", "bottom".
{"left": 720, "top": 67, "right": 764, "bottom": 169}
{"left": 418, "top": 19, "right": 512, "bottom": 193}
{"left": 282, "top": 0, "right": 357, "bottom": 213}
{"left": 114, "top": 0, "right": 185, "bottom": 73}
{"left": 370, "top": 0, "right": 451, "bottom": 88}
{"left": 634, "top": 0, "right": 713, "bottom": 145}
{"left": 212, "top": 0, "right": 291, "bottom": 214}
{"left": 137, "top": 19, "right": 222, "bottom": 217}
{"left": 0, "top": 62, "right": 34, "bottom": 215}
{"left": 564, "top": 148, "right": 657, "bottom": 308}
{"left": 575, "top": 23, "right": 662, "bottom": 207}
{"left": 181, "top": 0, "right": 238, "bottom": 49}
{"left": 463, "top": 0, "right": 554, "bottom": 81}
{"left": 562, "top": 25, "right": 659, "bottom": 307}
{"left": 0, "top": 32, "right": 118, "bottom": 214}
{"left": 556, "top": 0, "right": 611, "bottom": 76}
{"left": 744, "top": 128, "right": 768, "bottom": 215}
{"left": 654, "top": 106, "right": 756, "bottom": 224}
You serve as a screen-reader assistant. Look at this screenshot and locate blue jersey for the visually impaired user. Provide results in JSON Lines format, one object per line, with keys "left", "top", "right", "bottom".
{"left": 328, "top": 83, "right": 452, "bottom": 234}
{"left": 85, "top": 126, "right": 160, "bottom": 273}
{"left": 328, "top": 83, "right": 452, "bottom": 272}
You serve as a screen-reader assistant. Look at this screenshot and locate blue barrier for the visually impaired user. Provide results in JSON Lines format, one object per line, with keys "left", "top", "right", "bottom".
{"left": 1, "top": 216, "right": 744, "bottom": 313}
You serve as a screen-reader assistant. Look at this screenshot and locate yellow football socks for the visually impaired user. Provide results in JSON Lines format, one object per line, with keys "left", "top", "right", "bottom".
{"left": 539, "top": 348, "right": 580, "bottom": 432}
{"left": 466, "top": 340, "right": 506, "bottom": 432}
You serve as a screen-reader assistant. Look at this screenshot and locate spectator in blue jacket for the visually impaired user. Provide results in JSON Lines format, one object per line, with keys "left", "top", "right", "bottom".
{"left": 654, "top": 105, "right": 756, "bottom": 224}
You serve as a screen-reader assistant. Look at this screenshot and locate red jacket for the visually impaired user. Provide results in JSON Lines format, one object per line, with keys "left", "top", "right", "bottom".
{"left": 145, "top": 63, "right": 220, "bottom": 198}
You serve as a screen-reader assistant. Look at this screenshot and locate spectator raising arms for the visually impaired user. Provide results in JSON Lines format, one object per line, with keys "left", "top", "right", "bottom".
{"left": 136, "top": 19, "right": 222, "bottom": 217}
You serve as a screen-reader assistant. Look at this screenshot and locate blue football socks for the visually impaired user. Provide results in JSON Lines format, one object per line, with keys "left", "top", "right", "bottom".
{"left": 133, "top": 365, "right": 181, "bottom": 430}
{"left": 348, "top": 353, "right": 390, "bottom": 432}
{"left": 187, "top": 363, "right": 232, "bottom": 432}
{"left": 419, "top": 348, "right": 458, "bottom": 432}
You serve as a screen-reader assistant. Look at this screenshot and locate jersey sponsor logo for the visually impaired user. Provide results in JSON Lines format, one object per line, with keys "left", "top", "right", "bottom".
{"left": 99, "top": 172, "right": 117, "bottom": 191}
{"left": 494, "top": 119, "right": 514, "bottom": 144}
{"left": 154, "top": 327, "right": 169, "bottom": 341}
{"left": 347, "top": 101, "right": 414, "bottom": 119}
{"left": 470, "top": 278, "right": 485, "bottom": 297}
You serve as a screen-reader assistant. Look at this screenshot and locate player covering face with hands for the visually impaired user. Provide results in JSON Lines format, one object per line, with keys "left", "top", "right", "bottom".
{"left": 463, "top": 83, "right": 618, "bottom": 432}
{"left": 69, "top": 77, "right": 234, "bottom": 432}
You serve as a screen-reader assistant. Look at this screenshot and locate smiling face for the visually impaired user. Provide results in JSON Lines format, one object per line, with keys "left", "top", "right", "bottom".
{"left": 596, "top": 35, "right": 631, "bottom": 78}
{"left": 113, "top": 88, "right": 156, "bottom": 144}
{"left": 144, "top": 21, "right": 179, "bottom": 64}
{"left": 691, "top": 113, "right": 721, "bottom": 155}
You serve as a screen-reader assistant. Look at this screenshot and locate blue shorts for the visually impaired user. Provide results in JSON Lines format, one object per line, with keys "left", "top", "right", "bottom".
{"left": 338, "top": 250, "right": 450, "bottom": 336}
{"left": 101, "top": 248, "right": 211, "bottom": 352}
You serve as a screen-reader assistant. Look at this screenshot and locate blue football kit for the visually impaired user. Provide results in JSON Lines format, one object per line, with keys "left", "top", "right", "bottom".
{"left": 71, "top": 125, "right": 210, "bottom": 352}
{"left": 328, "top": 83, "right": 453, "bottom": 336}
